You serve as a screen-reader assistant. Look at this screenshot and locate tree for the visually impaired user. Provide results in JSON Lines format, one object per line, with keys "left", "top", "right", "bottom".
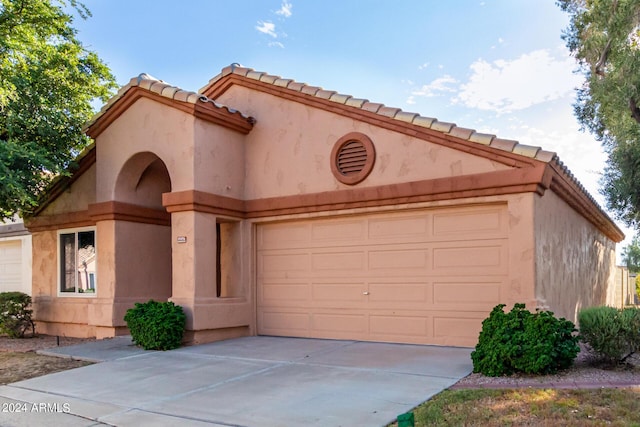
{"left": 622, "top": 235, "right": 640, "bottom": 273}
{"left": 0, "top": 0, "right": 116, "bottom": 220}
{"left": 558, "top": 0, "right": 640, "bottom": 228}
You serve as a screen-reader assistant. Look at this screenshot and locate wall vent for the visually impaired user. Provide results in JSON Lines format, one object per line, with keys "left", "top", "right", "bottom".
{"left": 330, "top": 133, "right": 375, "bottom": 185}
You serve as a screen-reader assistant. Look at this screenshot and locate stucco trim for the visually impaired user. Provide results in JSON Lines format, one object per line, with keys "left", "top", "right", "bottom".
{"left": 163, "top": 165, "right": 548, "bottom": 217}
{"left": 86, "top": 87, "right": 254, "bottom": 139}
{"left": 25, "top": 211, "right": 94, "bottom": 232}
{"left": 88, "top": 201, "right": 171, "bottom": 226}
{"left": 163, "top": 191, "right": 246, "bottom": 218}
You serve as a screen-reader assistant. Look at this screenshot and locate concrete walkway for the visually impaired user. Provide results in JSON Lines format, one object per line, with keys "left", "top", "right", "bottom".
{"left": 0, "top": 336, "right": 472, "bottom": 427}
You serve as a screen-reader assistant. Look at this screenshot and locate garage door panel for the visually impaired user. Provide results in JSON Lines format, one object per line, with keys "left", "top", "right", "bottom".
{"left": 258, "top": 253, "right": 310, "bottom": 277}
{"left": 260, "top": 310, "right": 310, "bottom": 334}
{"left": 368, "top": 282, "right": 430, "bottom": 305}
{"left": 257, "top": 205, "right": 509, "bottom": 347}
{"left": 432, "top": 242, "right": 507, "bottom": 275}
{"left": 433, "top": 315, "right": 486, "bottom": 347}
{"left": 433, "top": 281, "right": 502, "bottom": 307}
{"left": 368, "top": 249, "right": 429, "bottom": 270}
{"left": 311, "top": 220, "right": 365, "bottom": 243}
{"left": 368, "top": 215, "right": 429, "bottom": 241}
{"left": 311, "top": 282, "right": 365, "bottom": 307}
{"left": 432, "top": 207, "right": 507, "bottom": 239}
{"left": 260, "top": 282, "right": 309, "bottom": 305}
{"left": 258, "top": 223, "right": 311, "bottom": 249}
{"left": 312, "top": 313, "right": 367, "bottom": 335}
{"left": 369, "top": 315, "right": 429, "bottom": 338}
{"left": 311, "top": 251, "right": 365, "bottom": 273}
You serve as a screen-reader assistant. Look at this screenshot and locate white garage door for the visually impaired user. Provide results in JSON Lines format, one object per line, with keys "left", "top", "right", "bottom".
{"left": 257, "top": 205, "right": 510, "bottom": 347}
{"left": 0, "top": 240, "right": 23, "bottom": 293}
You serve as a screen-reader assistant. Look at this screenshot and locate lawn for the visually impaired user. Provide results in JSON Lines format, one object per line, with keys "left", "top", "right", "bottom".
{"left": 390, "top": 388, "right": 640, "bottom": 426}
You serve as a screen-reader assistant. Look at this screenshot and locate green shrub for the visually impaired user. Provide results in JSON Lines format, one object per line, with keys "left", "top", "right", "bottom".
{"left": 0, "top": 291, "right": 35, "bottom": 338}
{"left": 124, "top": 300, "right": 186, "bottom": 350}
{"left": 578, "top": 306, "right": 640, "bottom": 363}
{"left": 471, "top": 303, "right": 579, "bottom": 376}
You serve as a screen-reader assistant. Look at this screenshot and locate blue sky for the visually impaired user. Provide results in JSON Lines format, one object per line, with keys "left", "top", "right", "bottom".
{"left": 72, "top": 0, "right": 634, "bottom": 253}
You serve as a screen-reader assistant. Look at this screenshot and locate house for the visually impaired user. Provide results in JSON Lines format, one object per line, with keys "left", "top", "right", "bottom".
{"left": 24, "top": 64, "right": 624, "bottom": 347}
{"left": 0, "top": 216, "right": 32, "bottom": 295}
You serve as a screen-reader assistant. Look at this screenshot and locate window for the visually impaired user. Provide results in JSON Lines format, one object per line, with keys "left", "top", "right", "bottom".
{"left": 59, "top": 228, "right": 96, "bottom": 296}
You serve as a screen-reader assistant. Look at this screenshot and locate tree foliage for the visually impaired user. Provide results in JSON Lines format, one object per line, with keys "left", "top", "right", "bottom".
{"left": 622, "top": 234, "right": 640, "bottom": 273}
{"left": 0, "top": 0, "right": 116, "bottom": 219}
{"left": 558, "top": 0, "right": 640, "bottom": 228}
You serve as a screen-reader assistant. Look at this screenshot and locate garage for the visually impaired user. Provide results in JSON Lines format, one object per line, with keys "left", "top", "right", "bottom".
{"left": 257, "top": 204, "right": 509, "bottom": 347}
{"left": 0, "top": 240, "right": 24, "bottom": 293}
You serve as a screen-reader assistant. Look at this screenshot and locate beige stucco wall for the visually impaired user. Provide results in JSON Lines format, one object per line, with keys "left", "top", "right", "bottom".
{"left": 215, "top": 86, "right": 511, "bottom": 200}
{"left": 42, "top": 164, "right": 96, "bottom": 215}
{"left": 534, "top": 190, "right": 617, "bottom": 323}
{"left": 96, "top": 97, "right": 195, "bottom": 201}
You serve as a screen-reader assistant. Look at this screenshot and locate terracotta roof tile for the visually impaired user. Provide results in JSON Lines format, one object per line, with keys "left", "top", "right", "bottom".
{"left": 246, "top": 70, "right": 265, "bottom": 80}
{"left": 361, "top": 102, "right": 384, "bottom": 113}
{"left": 513, "top": 143, "right": 541, "bottom": 158}
{"left": 345, "top": 98, "right": 368, "bottom": 108}
{"left": 490, "top": 138, "right": 518, "bottom": 152}
{"left": 287, "top": 81, "right": 306, "bottom": 91}
{"left": 412, "top": 116, "right": 436, "bottom": 128}
{"left": 329, "top": 93, "right": 352, "bottom": 104}
{"left": 301, "top": 85, "right": 321, "bottom": 96}
{"left": 316, "top": 89, "right": 337, "bottom": 99}
{"left": 274, "top": 78, "right": 293, "bottom": 88}
{"left": 469, "top": 132, "right": 495, "bottom": 145}
{"left": 448, "top": 126, "right": 475, "bottom": 140}
{"left": 259, "top": 74, "right": 280, "bottom": 84}
{"left": 535, "top": 150, "right": 557, "bottom": 162}
{"left": 395, "top": 111, "right": 419, "bottom": 123}
{"left": 430, "top": 121, "right": 455, "bottom": 133}
{"left": 83, "top": 73, "right": 254, "bottom": 132}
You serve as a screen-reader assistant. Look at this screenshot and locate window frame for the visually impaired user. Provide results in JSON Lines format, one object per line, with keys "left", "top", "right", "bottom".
{"left": 57, "top": 226, "right": 97, "bottom": 298}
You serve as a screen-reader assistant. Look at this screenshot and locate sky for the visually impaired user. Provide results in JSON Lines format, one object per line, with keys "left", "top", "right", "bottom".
{"left": 71, "top": 0, "right": 634, "bottom": 257}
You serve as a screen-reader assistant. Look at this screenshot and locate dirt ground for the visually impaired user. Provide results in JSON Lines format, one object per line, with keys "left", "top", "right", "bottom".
{"left": 0, "top": 334, "right": 95, "bottom": 385}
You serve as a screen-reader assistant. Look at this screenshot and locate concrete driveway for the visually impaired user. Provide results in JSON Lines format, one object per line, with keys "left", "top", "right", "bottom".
{"left": 0, "top": 336, "right": 472, "bottom": 426}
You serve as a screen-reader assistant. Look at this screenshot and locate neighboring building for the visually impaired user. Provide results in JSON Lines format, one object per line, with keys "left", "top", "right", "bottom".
{"left": 0, "top": 216, "right": 32, "bottom": 296}
{"left": 25, "top": 65, "right": 625, "bottom": 347}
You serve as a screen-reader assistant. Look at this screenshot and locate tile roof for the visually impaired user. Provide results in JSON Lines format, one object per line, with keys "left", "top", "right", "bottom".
{"left": 200, "top": 63, "right": 605, "bottom": 225}
{"left": 201, "top": 63, "right": 558, "bottom": 164}
{"left": 83, "top": 73, "right": 254, "bottom": 132}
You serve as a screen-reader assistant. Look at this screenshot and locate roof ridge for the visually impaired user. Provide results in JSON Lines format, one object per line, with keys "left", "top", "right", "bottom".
{"left": 200, "top": 63, "right": 558, "bottom": 164}
{"left": 84, "top": 73, "right": 254, "bottom": 131}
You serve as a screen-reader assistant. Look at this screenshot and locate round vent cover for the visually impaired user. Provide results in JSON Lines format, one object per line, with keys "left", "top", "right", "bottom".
{"left": 331, "top": 133, "right": 375, "bottom": 185}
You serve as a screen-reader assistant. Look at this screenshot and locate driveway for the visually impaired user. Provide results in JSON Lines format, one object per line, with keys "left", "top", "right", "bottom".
{"left": 0, "top": 336, "right": 472, "bottom": 426}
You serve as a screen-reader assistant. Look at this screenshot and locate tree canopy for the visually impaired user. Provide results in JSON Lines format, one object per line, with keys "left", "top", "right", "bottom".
{"left": 558, "top": 0, "right": 640, "bottom": 229}
{"left": 0, "top": 0, "right": 116, "bottom": 220}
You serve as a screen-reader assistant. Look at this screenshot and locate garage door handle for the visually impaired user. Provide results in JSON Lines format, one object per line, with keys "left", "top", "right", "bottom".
{"left": 363, "top": 291, "right": 370, "bottom": 295}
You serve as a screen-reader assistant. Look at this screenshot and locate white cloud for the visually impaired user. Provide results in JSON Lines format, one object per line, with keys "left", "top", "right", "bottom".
{"left": 410, "top": 75, "right": 458, "bottom": 98}
{"left": 276, "top": 1, "right": 293, "bottom": 18}
{"left": 418, "top": 62, "right": 429, "bottom": 70}
{"left": 269, "top": 41, "right": 285, "bottom": 49}
{"left": 454, "top": 49, "right": 582, "bottom": 114}
{"left": 256, "top": 21, "right": 277, "bottom": 38}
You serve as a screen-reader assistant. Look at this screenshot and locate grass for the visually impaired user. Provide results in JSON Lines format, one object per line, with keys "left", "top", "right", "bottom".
{"left": 390, "top": 388, "right": 640, "bottom": 426}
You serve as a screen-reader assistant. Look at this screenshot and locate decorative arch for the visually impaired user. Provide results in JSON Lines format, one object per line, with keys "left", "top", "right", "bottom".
{"left": 115, "top": 152, "right": 172, "bottom": 209}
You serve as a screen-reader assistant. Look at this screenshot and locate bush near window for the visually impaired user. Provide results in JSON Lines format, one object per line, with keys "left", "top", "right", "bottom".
{"left": 471, "top": 303, "right": 580, "bottom": 377}
{"left": 0, "top": 292, "right": 35, "bottom": 338}
{"left": 578, "top": 306, "right": 640, "bottom": 364}
{"left": 124, "top": 300, "right": 186, "bottom": 350}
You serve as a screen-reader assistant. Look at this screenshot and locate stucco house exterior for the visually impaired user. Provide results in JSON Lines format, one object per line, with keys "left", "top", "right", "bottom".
{"left": 24, "top": 64, "right": 624, "bottom": 347}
